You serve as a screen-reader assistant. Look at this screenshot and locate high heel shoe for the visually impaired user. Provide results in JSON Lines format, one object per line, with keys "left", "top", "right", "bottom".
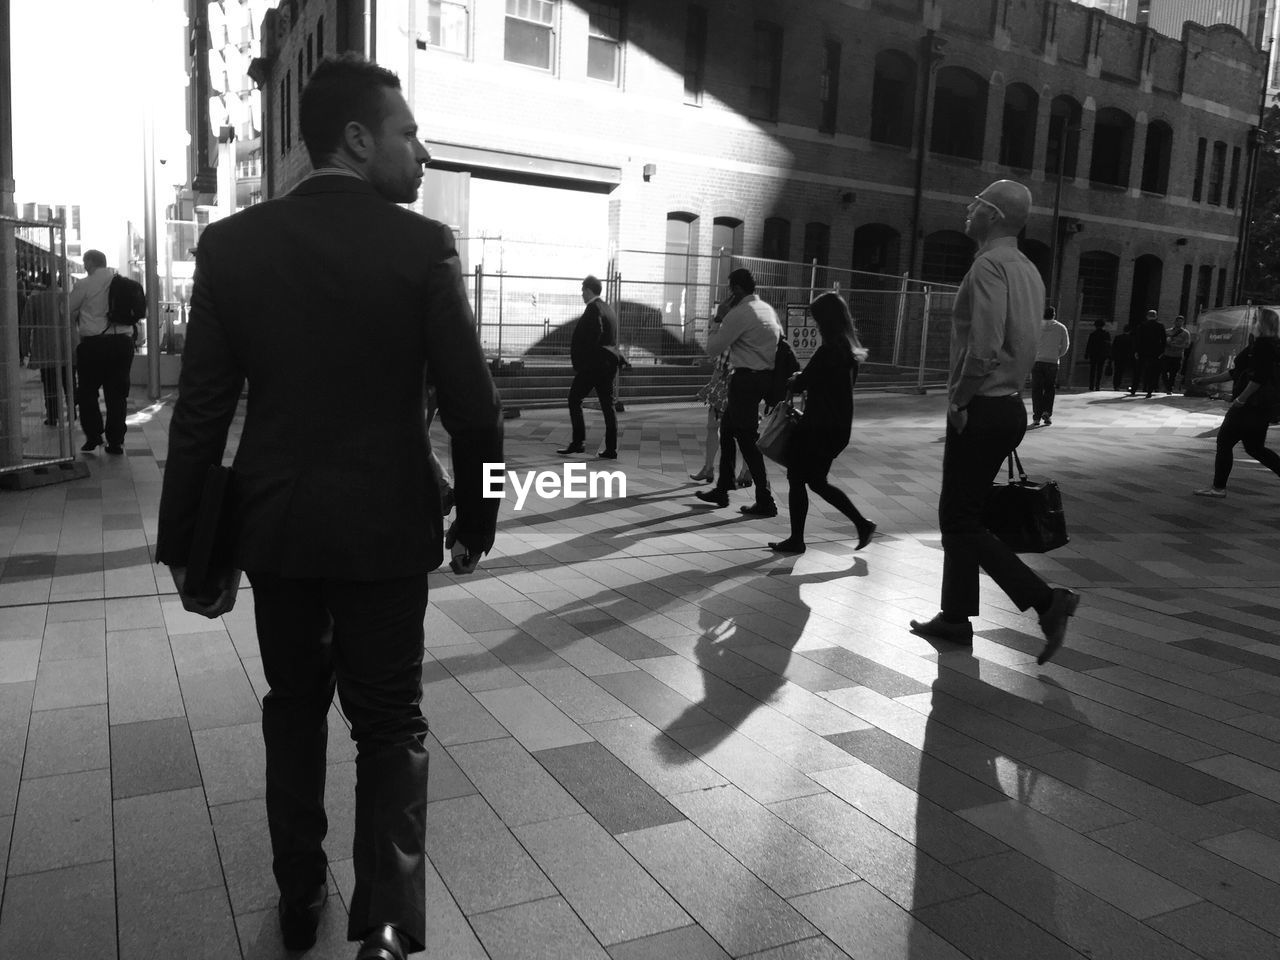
{"left": 690, "top": 468, "right": 715, "bottom": 482}
{"left": 855, "top": 520, "right": 877, "bottom": 551}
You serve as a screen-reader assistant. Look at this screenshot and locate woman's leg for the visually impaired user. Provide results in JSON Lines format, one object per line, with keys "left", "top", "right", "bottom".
{"left": 1240, "top": 417, "right": 1280, "bottom": 480}
{"left": 1212, "top": 407, "right": 1247, "bottom": 489}
{"left": 769, "top": 467, "right": 808, "bottom": 552}
{"left": 698, "top": 405, "right": 718, "bottom": 476}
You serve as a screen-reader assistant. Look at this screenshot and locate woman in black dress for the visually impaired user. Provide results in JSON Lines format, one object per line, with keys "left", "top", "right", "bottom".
{"left": 768, "top": 292, "right": 876, "bottom": 553}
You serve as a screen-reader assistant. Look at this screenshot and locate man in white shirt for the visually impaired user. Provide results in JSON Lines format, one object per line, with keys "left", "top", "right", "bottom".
{"left": 694, "top": 268, "right": 782, "bottom": 516}
{"left": 1031, "top": 305, "right": 1070, "bottom": 426}
{"left": 69, "top": 249, "right": 136, "bottom": 454}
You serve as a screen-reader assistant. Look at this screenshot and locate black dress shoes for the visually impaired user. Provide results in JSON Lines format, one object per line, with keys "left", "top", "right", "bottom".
{"left": 740, "top": 501, "right": 778, "bottom": 517}
{"left": 909, "top": 614, "right": 973, "bottom": 644}
{"left": 1037, "top": 587, "right": 1080, "bottom": 665}
{"left": 104, "top": 443, "right": 124, "bottom": 455}
{"left": 695, "top": 488, "right": 729, "bottom": 507}
{"left": 556, "top": 443, "right": 586, "bottom": 455}
{"left": 596, "top": 449, "right": 618, "bottom": 459}
{"left": 355, "top": 924, "right": 410, "bottom": 960}
{"left": 278, "top": 881, "right": 327, "bottom": 951}
{"left": 80, "top": 437, "right": 102, "bottom": 453}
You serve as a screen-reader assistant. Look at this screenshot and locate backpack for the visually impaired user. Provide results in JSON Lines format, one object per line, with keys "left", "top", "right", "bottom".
{"left": 107, "top": 274, "right": 147, "bottom": 327}
{"left": 769, "top": 335, "right": 800, "bottom": 406}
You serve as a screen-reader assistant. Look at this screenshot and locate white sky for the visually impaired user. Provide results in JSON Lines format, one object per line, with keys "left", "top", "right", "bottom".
{"left": 12, "top": 0, "right": 190, "bottom": 258}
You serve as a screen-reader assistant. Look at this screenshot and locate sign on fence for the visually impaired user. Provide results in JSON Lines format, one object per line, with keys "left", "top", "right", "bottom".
{"left": 785, "top": 304, "right": 820, "bottom": 360}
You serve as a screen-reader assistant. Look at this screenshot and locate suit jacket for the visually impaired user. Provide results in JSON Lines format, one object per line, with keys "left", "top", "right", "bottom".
{"left": 569, "top": 296, "right": 619, "bottom": 372}
{"left": 156, "top": 175, "right": 503, "bottom": 579}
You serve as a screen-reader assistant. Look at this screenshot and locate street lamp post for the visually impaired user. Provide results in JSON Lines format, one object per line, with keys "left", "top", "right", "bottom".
{"left": 1047, "top": 123, "right": 1079, "bottom": 309}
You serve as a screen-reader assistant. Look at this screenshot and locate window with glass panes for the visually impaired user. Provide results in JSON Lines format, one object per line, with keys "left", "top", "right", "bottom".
{"left": 749, "top": 22, "right": 782, "bottom": 121}
{"left": 586, "top": 1, "right": 623, "bottom": 83}
{"left": 420, "top": 0, "right": 469, "bottom": 55}
{"left": 683, "top": 5, "right": 707, "bottom": 104}
{"left": 819, "top": 40, "right": 840, "bottom": 132}
{"left": 505, "top": 0, "right": 556, "bottom": 70}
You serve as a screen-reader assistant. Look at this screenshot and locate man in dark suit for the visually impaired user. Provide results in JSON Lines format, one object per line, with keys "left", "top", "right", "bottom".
{"left": 557, "top": 274, "right": 620, "bottom": 458}
{"left": 156, "top": 54, "right": 503, "bottom": 960}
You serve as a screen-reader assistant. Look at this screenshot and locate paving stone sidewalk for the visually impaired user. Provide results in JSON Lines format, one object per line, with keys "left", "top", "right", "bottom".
{"left": 3, "top": 387, "right": 1280, "bottom": 959}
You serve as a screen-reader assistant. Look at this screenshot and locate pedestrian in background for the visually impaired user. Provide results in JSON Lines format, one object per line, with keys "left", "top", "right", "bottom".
{"left": 70, "top": 249, "right": 134, "bottom": 454}
{"left": 1132, "top": 308, "right": 1167, "bottom": 398}
{"left": 1192, "top": 308, "right": 1280, "bottom": 498}
{"left": 1162, "top": 314, "right": 1191, "bottom": 394}
{"left": 767, "top": 292, "right": 876, "bottom": 554}
{"left": 1111, "top": 322, "right": 1134, "bottom": 391}
{"left": 156, "top": 53, "right": 503, "bottom": 960}
{"left": 19, "top": 273, "right": 75, "bottom": 425}
{"left": 557, "top": 274, "right": 621, "bottom": 459}
{"left": 1084, "top": 319, "right": 1111, "bottom": 392}
{"left": 1031, "top": 305, "right": 1070, "bottom": 426}
{"left": 908, "top": 179, "right": 1078, "bottom": 666}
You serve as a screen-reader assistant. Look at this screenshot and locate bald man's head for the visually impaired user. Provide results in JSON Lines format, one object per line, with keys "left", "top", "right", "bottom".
{"left": 978, "top": 180, "right": 1033, "bottom": 233}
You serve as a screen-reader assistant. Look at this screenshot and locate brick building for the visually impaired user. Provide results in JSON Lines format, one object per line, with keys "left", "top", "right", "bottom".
{"left": 249, "top": 0, "right": 1266, "bottom": 358}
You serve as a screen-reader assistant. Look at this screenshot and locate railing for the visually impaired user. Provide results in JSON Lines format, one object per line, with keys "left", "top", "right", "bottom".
{"left": 2, "top": 216, "right": 77, "bottom": 474}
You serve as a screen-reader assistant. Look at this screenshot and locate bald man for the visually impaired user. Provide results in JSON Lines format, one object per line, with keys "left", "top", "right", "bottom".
{"left": 910, "top": 180, "right": 1079, "bottom": 664}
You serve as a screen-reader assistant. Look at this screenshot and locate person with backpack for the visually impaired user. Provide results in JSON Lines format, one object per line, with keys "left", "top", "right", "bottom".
{"left": 1191, "top": 308, "right": 1280, "bottom": 498}
{"left": 69, "top": 249, "right": 144, "bottom": 455}
{"left": 694, "top": 268, "right": 781, "bottom": 516}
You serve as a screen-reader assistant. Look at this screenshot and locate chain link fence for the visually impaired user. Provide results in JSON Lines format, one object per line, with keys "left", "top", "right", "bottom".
{"left": 1, "top": 216, "right": 78, "bottom": 476}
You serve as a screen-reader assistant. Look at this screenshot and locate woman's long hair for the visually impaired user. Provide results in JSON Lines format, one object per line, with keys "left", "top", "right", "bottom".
{"left": 1257, "top": 307, "right": 1280, "bottom": 338}
{"left": 809, "top": 292, "right": 869, "bottom": 361}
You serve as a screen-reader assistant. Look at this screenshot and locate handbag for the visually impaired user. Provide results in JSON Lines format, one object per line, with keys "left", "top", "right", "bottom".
{"left": 982, "top": 448, "right": 1069, "bottom": 553}
{"left": 757, "top": 396, "right": 801, "bottom": 466}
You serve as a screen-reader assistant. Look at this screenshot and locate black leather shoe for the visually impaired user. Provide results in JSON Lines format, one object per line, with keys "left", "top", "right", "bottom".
{"left": 355, "top": 924, "right": 409, "bottom": 960}
{"left": 556, "top": 443, "right": 586, "bottom": 455}
{"left": 768, "top": 538, "right": 805, "bottom": 553}
{"left": 695, "top": 488, "right": 729, "bottom": 507}
{"left": 909, "top": 614, "right": 973, "bottom": 644}
{"left": 80, "top": 437, "right": 102, "bottom": 453}
{"left": 104, "top": 443, "right": 124, "bottom": 455}
{"left": 278, "top": 881, "right": 327, "bottom": 951}
{"left": 596, "top": 449, "right": 618, "bottom": 459}
{"left": 1037, "top": 588, "right": 1080, "bottom": 665}
{"left": 740, "top": 501, "right": 778, "bottom": 517}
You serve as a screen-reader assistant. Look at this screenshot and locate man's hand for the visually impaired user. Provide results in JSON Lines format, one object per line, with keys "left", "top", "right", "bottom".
{"left": 947, "top": 406, "right": 968, "bottom": 434}
{"left": 170, "top": 565, "right": 241, "bottom": 618}
{"left": 445, "top": 524, "right": 481, "bottom": 576}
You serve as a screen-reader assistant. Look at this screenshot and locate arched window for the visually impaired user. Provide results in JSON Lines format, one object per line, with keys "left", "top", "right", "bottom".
{"left": 1078, "top": 251, "right": 1120, "bottom": 324}
{"left": 852, "top": 223, "right": 901, "bottom": 278}
{"left": 711, "top": 216, "right": 744, "bottom": 290}
{"left": 762, "top": 217, "right": 791, "bottom": 261}
{"left": 931, "top": 66, "right": 988, "bottom": 161}
{"left": 1140, "top": 121, "right": 1172, "bottom": 196}
{"left": 870, "top": 50, "right": 916, "bottom": 147}
{"left": 1000, "top": 82, "right": 1038, "bottom": 170}
{"left": 921, "top": 230, "right": 976, "bottom": 285}
{"left": 1045, "top": 95, "right": 1082, "bottom": 178}
{"left": 1129, "top": 254, "right": 1163, "bottom": 328}
{"left": 803, "top": 222, "right": 830, "bottom": 266}
{"left": 1089, "top": 107, "right": 1135, "bottom": 188}
{"left": 664, "top": 212, "right": 699, "bottom": 334}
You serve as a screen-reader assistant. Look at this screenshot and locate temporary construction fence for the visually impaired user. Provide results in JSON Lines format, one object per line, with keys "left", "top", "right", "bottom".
{"left": 1, "top": 215, "right": 81, "bottom": 483}
{"left": 470, "top": 249, "right": 957, "bottom": 388}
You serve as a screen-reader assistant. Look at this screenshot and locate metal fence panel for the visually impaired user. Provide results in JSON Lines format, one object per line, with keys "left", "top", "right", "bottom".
{"left": 2, "top": 216, "right": 76, "bottom": 474}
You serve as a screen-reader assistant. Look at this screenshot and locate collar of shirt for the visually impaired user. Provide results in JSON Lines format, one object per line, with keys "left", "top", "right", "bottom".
{"left": 979, "top": 236, "right": 1019, "bottom": 255}
{"left": 305, "top": 166, "right": 367, "bottom": 183}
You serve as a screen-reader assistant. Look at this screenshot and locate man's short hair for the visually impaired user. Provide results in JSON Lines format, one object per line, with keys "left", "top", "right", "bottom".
{"left": 1044, "top": 306, "right": 1056, "bottom": 320}
{"left": 300, "top": 53, "right": 402, "bottom": 168}
{"left": 582, "top": 275, "right": 602, "bottom": 296}
{"left": 727, "top": 268, "right": 755, "bottom": 294}
{"left": 83, "top": 249, "right": 106, "bottom": 270}
{"left": 1146, "top": 309, "right": 1158, "bottom": 318}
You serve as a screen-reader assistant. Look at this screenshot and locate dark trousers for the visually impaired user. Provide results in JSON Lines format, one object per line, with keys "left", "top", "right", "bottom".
{"left": 1030, "top": 361, "right": 1059, "bottom": 419}
{"left": 1133, "top": 357, "right": 1161, "bottom": 395}
{"left": 939, "top": 395, "right": 1052, "bottom": 617}
{"left": 717, "top": 368, "right": 774, "bottom": 503}
{"left": 568, "top": 360, "right": 618, "bottom": 451}
{"left": 248, "top": 572, "right": 432, "bottom": 951}
{"left": 39, "top": 365, "right": 73, "bottom": 422}
{"left": 1111, "top": 356, "right": 1131, "bottom": 391}
{"left": 76, "top": 334, "right": 133, "bottom": 445}
{"left": 1161, "top": 356, "right": 1182, "bottom": 393}
{"left": 1088, "top": 359, "right": 1106, "bottom": 392}
{"left": 1213, "top": 404, "right": 1280, "bottom": 490}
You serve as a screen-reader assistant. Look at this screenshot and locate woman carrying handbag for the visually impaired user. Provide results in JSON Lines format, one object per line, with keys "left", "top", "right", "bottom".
{"left": 768, "top": 292, "right": 876, "bottom": 554}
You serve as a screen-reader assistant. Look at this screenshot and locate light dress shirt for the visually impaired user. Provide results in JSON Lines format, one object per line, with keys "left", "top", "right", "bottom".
{"left": 706, "top": 294, "right": 781, "bottom": 371}
{"left": 1034, "top": 319, "right": 1071, "bottom": 363}
{"left": 69, "top": 268, "right": 127, "bottom": 338}
{"left": 948, "top": 237, "right": 1044, "bottom": 402}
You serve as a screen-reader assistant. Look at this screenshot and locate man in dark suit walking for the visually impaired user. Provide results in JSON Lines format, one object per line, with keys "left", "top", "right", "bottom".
{"left": 557, "top": 274, "right": 620, "bottom": 458}
{"left": 156, "top": 54, "right": 503, "bottom": 960}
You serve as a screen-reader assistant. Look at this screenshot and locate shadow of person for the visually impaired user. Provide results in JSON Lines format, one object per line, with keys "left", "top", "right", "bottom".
{"left": 654, "top": 558, "right": 867, "bottom": 763}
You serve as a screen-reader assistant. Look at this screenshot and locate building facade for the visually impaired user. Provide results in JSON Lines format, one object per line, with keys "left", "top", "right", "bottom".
{"left": 250, "top": 0, "right": 1266, "bottom": 356}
